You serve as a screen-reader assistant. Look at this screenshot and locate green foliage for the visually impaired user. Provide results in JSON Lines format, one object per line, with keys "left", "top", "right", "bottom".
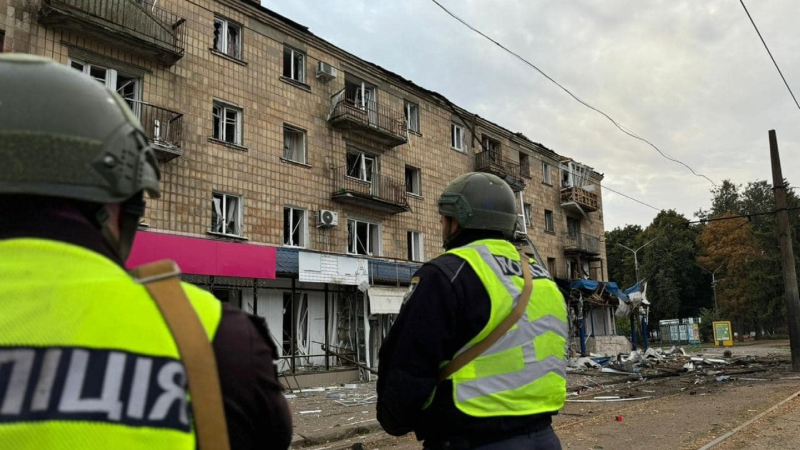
{"left": 605, "top": 224, "right": 643, "bottom": 288}
{"left": 698, "top": 307, "right": 722, "bottom": 342}
{"left": 615, "top": 315, "right": 632, "bottom": 337}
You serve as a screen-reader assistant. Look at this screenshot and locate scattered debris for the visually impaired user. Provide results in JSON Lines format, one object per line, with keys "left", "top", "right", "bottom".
{"left": 615, "top": 415, "right": 623, "bottom": 422}
{"left": 716, "top": 376, "right": 732, "bottom": 382}
{"left": 566, "top": 397, "right": 652, "bottom": 403}
{"left": 723, "top": 350, "right": 733, "bottom": 358}
{"left": 299, "top": 410, "right": 322, "bottom": 414}
{"left": 344, "top": 384, "right": 359, "bottom": 389}
{"left": 594, "top": 396, "right": 620, "bottom": 400}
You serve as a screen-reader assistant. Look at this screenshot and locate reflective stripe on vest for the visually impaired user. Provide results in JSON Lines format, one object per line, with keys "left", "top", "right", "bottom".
{"left": 0, "top": 239, "right": 223, "bottom": 450}
{"left": 445, "top": 239, "right": 568, "bottom": 417}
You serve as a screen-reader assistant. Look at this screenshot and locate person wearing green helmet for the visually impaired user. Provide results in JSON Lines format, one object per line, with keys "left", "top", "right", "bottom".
{"left": 0, "top": 54, "right": 291, "bottom": 450}
{"left": 377, "top": 172, "right": 568, "bottom": 449}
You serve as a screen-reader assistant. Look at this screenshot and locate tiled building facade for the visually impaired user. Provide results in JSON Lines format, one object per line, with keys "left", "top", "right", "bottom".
{"left": 3, "top": 0, "right": 607, "bottom": 383}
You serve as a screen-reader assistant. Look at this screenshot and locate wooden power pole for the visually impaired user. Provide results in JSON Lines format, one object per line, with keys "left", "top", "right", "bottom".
{"left": 769, "top": 130, "right": 800, "bottom": 371}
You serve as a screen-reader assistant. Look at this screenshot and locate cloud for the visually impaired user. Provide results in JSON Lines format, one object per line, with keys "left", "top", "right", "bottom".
{"left": 264, "top": 0, "right": 800, "bottom": 230}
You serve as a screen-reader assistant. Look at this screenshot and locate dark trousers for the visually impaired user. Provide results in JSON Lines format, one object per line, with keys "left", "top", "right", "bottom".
{"left": 425, "top": 426, "right": 562, "bottom": 450}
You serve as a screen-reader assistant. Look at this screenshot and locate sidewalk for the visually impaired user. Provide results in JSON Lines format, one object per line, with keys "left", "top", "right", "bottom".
{"left": 286, "top": 381, "right": 382, "bottom": 448}
{"left": 712, "top": 391, "right": 800, "bottom": 450}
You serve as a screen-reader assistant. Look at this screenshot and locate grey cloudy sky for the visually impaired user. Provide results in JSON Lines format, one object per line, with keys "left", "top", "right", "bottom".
{"left": 263, "top": 0, "right": 800, "bottom": 231}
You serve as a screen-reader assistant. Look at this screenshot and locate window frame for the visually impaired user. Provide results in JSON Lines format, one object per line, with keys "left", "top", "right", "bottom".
{"left": 346, "top": 151, "right": 377, "bottom": 183}
{"left": 547, "top": 257, "right": 557, "bottom": 278}
{"left": 404, "top": 100, "right": 420, "bottom": 133}
{"left": 407, "top": 231, "right": 424, "bottom": 262}
{"left": 213, "top": 17, "right": 242, "bottom": 60}
{"left": 482, "top": 135, "right": 500, "bottom": 158}
{"left": 283, "top": 46, "right": 306, "bottom": 83}
{"left": 283, "top": 206, "right": 308, "bottom": 248}
{"left": 405, "top": 165, "right": 421, "bottom": 196}
{"left": 212, "top": 100, "right": 243, "bottom": 145}
{"left": 523, "top": 202, "right": 533, "bottom": 227}
{"left": 451, "top": 123, "right": 465, "bottom": 152}
{"left": 283, "top": 124, "right": 307, "bottom": 164}
{"left": 211, "top": 192, "right": 243, "bottom": 237}
{"left": 542, "top": 162, "right": 553, "bottom": 185}
{"left": 347, "top": 218, "right": 381, "bottom": 256}
{"left": 544, "top": 209, "right": 554, "bottom": 233}
{"left": 519, "top": 152, "right": 530, "bottom": 178}
{"left": 69, "top": 58, "right": 142, "bottom": 116}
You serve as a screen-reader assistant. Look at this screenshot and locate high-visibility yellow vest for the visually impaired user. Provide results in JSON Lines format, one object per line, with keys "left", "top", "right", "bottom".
{"left": 443, "top": 239, "right": 567, "bottom": 417}
{"left": 0, "top": 239, "right": 223, "bottom": 450}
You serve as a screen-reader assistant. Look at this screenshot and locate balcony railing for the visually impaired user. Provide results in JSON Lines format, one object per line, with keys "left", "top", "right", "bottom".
{"left": 39, "top": 0, "right": 186, "bottom": 65}
{"left": 331, "top": 166, "right": 410, "bottom": 214}
{"left": 328, "top": 86, "right": 408, "bottom": 147}
{"left": 130, "top": 100, "right": 183, "bottom": 161}
{"left": 561, "top": 186, "right": 599, "bottom": 212}
{"left": 474, "top": 151, "right": 526, "bottom": 191}
{"left": 564, "top": 233, "right": 601, "bottom": 256}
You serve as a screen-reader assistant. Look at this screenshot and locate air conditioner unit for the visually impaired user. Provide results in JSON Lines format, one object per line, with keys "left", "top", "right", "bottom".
{"left": 316, "top": 61, "right": 338, "bottom": 81}
{"left": 316, "top": 209, "right": 339, "bottom": 227}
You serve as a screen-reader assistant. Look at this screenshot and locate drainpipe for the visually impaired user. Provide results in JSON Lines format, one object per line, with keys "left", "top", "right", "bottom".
{"left": 363, "top": 292, "right": 371, "bottom": 381}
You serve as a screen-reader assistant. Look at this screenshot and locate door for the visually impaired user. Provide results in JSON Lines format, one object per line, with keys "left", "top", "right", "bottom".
{"left": 363, "top": 85, "right": 377, "bottom": 127}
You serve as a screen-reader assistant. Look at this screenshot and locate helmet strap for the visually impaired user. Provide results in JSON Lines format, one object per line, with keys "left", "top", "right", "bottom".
{"left": 95, "top": 193, "right": 145, "bottom": 262}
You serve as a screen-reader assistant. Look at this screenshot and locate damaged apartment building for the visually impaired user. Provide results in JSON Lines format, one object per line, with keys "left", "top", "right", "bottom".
{"left": 3, "top": 0, "right": 607, "bottom": 386}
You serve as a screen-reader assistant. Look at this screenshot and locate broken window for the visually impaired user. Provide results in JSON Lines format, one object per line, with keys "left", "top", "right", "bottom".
{"left": 482, "top": 135, "right": 500, "bottom": 160}
{"left": 212, "top": 101, "right": 242, "bottom": 145}
{"left": 283, "top": 46, "right": 305, "bottom": 83}
{"left": 404, "top": 100, "right": 419, "bottom": 133}
{"left": 544, "top": 209, "right": 554, "bottom": 233}
{"left": 519, "top": 152, "right": 530, "bottom": 178}
{"left": 451, "top": 123, "right": 465, "bottom": 152}
{"left": 405, "top": 165, "right": 421, "bottom": 196}
{"left": 283, "top": 125, "right": 306, "bottom": 164}
{"left": 283, "top": 206, "right": 307, "bottom": 247}
{"left": 567, "top": 217, "right": 580, "bottom": 238}
{"left": 346, "top": 152, "right": 376, "bottom": 183}
{"left": 542, "top": 162, "right": 553, "bottom": 185}
{"left": 407, "top": 231, "right": 424, "bottom": 262}
{"left": 347, "top": 219, "right": 380, "bottom": 256}
{"left": 213, "top": 17, "right": 242, "bottom": 59}
{"left": 211, "top": 192, "right": 242, "bottom": 236}
{"left": 211, "top": 288, "right": 242, "bottom": 309}
{"left": 523, "top": 203, "right": 533, "bottom": 226}
{"left": 69, "top": 59, "right": 141, "bottom": 116}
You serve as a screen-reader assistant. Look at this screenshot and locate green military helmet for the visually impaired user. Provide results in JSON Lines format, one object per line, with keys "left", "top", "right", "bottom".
{"left": 0, "top": 53, "right": 160, "bottom": 203}
{"left": 438, "top": 172, "right": 518, "bottom": 238}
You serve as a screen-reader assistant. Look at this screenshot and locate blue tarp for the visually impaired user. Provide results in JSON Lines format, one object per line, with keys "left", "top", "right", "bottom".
{"left": 569, "top": 279, "right": 630, "bottom": 303}
{"left": 623, "top": 280, "right": 645, "bottom": 295}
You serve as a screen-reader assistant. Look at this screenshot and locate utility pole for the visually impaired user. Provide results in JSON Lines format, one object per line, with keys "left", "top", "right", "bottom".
{"left": 617, "top": 238, "right": 656, "bottom": 350}
{"left": 769, "top": 130, "right": 800, "bottom": 371}
{"left": 696, "top": 263, "right": 724, "bottom": 311}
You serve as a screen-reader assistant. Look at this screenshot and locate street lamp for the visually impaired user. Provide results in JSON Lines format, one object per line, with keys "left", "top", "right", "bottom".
{"left": 616, "top": 238, "right": 657, "bottom": 283}
{"left": 696, "top": 263, "right": 724, "bottom": 311}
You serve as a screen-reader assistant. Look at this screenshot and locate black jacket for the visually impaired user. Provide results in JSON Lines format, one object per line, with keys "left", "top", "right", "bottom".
{"left": 376, "top": 231, "right": 552, "bottom": 448}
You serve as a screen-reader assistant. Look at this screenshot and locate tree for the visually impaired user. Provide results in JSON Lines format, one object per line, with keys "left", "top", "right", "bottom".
{"left": 605, "top": 224, "right": 644, "bottom": 289}
{"left": 695, "top": 180, "right": 741, "bottom": 221}
{"left": 639, "top": 210, "right": 703, "bottom": 325}
{"left": 697, "top": 213, "right": 763, "bottom": 341}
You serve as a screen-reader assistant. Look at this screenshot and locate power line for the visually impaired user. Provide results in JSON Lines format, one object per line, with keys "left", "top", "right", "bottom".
{"left": 600, "top": 185, "right": 663, "bottom": 212}
{"left": 739, "top": 0, "right": 800, "bottom": 111}
{"left": 430, "top": 0, "right": 718, "bottom": 187}
{"left": 685, "top": 206, "right": 800, "bottom": 225}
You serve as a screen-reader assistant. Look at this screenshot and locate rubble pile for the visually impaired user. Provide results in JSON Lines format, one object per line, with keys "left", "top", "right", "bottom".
{"left": 566, "top": 346, "right": 785, "bottom": 396}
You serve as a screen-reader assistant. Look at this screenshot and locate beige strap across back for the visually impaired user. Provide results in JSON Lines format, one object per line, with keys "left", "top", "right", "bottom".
{"left": 133, "top": 260, "right": 231, "bottom": 450}
{"left": 439, "top": 251, "right": 534, "bottom": 382}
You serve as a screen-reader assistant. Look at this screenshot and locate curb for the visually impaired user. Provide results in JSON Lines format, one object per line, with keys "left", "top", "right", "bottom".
{"left": 291, "top": 420, "right": 384, "bottom": 448}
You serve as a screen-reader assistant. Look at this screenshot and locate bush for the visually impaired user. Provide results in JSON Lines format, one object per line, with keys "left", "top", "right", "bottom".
{"left": 616, "top": 315, "right": 632, "bottom": 337}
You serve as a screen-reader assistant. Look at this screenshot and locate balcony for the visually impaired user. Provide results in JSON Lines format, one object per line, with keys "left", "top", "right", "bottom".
{"left": 328, "top": 86, "right": 408, "bottom": 147}
{"left": 564, "top": 233, "right": 602, "bottom": 257}
{"left": 331, "top": 166, "right": 410, "bottom": 214}
{"left": 132, "top": 101, "right": 183, "bottom": 161}
{"left": 474, "top": 151, "right": 526, "bottom": 191}
{"left": 561, "top": 186, "right": 599, "bottom": 213}
{"left": 39, "top": 0, "right": 186, "bottom": 66}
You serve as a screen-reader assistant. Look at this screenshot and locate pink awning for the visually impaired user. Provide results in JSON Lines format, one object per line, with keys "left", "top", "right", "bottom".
{"left": 126, "top": 231, "right": 276, "bottom": 279}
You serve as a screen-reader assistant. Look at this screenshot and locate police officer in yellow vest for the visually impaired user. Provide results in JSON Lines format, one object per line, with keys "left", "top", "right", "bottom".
{"left": 377, "top": 172, "right": 567, "bottom": 449}
{"left": 0, "top": 55, "right": 292, "bottom": 449}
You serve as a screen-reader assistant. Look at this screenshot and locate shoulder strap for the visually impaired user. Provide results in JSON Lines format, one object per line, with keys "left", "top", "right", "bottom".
{"left": 132, "top": 260, "right": 231, "bottom": 450}
{"left": 438, "top": 250, "right": 533, "bottom": 382}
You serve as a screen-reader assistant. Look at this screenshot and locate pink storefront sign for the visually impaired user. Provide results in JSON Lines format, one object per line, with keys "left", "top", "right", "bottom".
{"left": 126, "top": 231, "right": 276, "bottom": 279}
